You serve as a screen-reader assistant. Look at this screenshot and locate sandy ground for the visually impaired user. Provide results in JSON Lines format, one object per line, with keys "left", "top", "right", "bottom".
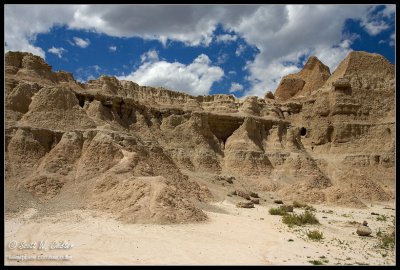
{"left": 4, "top": 200, "right": 395, "bottom": 265}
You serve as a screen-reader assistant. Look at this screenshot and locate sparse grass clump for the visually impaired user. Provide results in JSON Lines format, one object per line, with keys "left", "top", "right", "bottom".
{"left": 376, "top": 215, "right": 387, "bottom": 222}
{"left": 282, "top": 210, "right": 319, "bottom": 227}
{"left": 307, "top": 230, "right": 324, "bottom": 241}
{"left": 309, "top": 260, "right": 324, "bottom": 265}
{"left": 378, "top": 232, "right": 395, "bottom": 249}
{"left": 269, "top": 207, "right": 287, "bottom": 216}
{"left": 341, "top": 213, "right": 353, "bottom": 218}
{"left": 319, "top": 256, "right": 329, "bottom": 263}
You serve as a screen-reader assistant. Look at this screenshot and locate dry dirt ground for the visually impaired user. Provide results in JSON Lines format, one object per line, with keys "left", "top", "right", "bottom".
{"left": 5, "top": 198, "right": 395, "bottom": 265}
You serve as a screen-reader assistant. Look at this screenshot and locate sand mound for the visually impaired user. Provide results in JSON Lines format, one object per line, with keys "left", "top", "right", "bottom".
{"left": 23, "top": 175, "right": 65, "bottom": 201}
{"left": 90, "top": 175, "right": 207, "bottom": 224}
{"left": 324, "top": 187, "right": 367, "bottom": 208}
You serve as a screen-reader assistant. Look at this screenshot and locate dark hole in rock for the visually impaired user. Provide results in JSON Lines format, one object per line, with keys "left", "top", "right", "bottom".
{"left": 300, "top": 127, "right": 307, "bottom": 136}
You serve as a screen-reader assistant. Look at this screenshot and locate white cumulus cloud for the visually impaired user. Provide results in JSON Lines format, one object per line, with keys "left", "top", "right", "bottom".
{"left": 229, "top": 83, "right": 244, "bottom": 93}
{"left": 73, "top": 37, "right": 90, "bottom": 48}
{"left": 140, "top": 49, "right": 159, "bottom": 63}
{"left": 360, "top": 5, "right": 395, "bottom": 36}
{"left": 389, "top": 32, "right": 395, "bottom": 46}
{"left": 215, "top": 34, "right": 237, "bottom": 43}
{"left": 4, "top": 4, "right": 393, "bottom": 96}
{"left": 109, "top": 45, "right": 117, "bottom": 52}
{"left": 235, "top": 44, "right": 246, "bottom": 56}
{"left": 118, "top": 54, "right": 224, "bottom": 96}
{"left": 48, "top": 46, "right": 66, "bottom": 58}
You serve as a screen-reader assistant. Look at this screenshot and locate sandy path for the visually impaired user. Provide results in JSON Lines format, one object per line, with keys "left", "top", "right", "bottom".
{"left": 4, "top": 201, "right": 395, "bottom": 265}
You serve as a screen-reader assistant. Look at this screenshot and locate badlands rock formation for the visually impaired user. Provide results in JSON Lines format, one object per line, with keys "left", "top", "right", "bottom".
{"left": 275, "top": 56, "right": 331, "bottom": 101}
{"left": 5, "top": 51, "right": 395, "bottom": 223}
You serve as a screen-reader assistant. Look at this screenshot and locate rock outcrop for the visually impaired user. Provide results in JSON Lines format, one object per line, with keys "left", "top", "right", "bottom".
{"left": 5, "top": 51, "right": 395, "bottom": 224}
{"left": 275, "top": 56, "right": 331, "bottom": 101}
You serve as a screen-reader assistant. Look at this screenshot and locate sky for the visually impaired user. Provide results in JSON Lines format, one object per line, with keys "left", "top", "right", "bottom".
{"left": 4, "top": 4, "right": 395, "bottom": 98}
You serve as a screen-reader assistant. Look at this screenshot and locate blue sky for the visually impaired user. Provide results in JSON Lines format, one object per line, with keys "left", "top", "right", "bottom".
{"left": 5, "top": 4, "right": 395, "bottom": 98}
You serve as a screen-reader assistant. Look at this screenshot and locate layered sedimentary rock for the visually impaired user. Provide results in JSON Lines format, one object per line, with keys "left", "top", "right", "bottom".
{"left": 275, "top": 56, "right": 331, "bottom": 101}
{"left": 5, "top": 51, "right": 395, "bottom": 223}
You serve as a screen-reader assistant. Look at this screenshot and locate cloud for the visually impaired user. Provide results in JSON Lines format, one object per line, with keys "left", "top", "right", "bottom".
{"left": 362, "top": 20, "right": 389, "bottom": 36}
{"left": 244, "top": 39, "right": 356, "bottom": 97}
{"left": 360, "top": 5, "right": 395, "bottom": 36}
{"left": 5, "top": 4, "right": 392, "bottom": 97}
{"left": 109, "top": 45, "right": 117, "bottom": 52}
{"left": 118, "top": 54, "right": 224, "bottom": 96}
{"left": 216, "top": 53, "right": 229, "bottom": 65}
{"left": 4, "top": 4, "right": 78, "bottom": 58}
{"left": 93, "top": 65, "right": 101, "bottom": 72}
{"left": 389, "top": 32, "right": 395, "bottom": 46}
{"left": 235, "top": 44, "right": 246, "bottom": 56}
{"left": 215, "top": 34, "right": 237, "bottom": 43}
{"left": 232, "top": 5, "right": 372, "bottom": 96}
{"left": 229, "top": 83, "right": 244, "bottom": 93}
{"left": 379, "top": 32, "right": 396, "bottom": 47}
{"left": 73, "top": 37, "right": 90, "bottom": 48}
{"left": 140, "top": 49, "right": 159, "bottom": 63}
{"left": 48, "top": 46, "right": 66, "bottom": 58}
{"left": 75, "top": 64, "right": 103, "bottom": 82}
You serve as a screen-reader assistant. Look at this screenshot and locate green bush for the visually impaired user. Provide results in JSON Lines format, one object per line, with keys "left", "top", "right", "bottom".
{"left": 307, "top": 230, "right": 324, "bottom": 241}
{"left": 269, "top": 207, "right": 287, "bottom": 216}
{"left": 282, "top": 210, "right": 319, "bottom": 227}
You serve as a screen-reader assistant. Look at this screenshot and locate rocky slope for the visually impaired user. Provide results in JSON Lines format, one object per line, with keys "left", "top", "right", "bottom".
{"left": 4, "top": 51, "right": 395, "bottom": 223}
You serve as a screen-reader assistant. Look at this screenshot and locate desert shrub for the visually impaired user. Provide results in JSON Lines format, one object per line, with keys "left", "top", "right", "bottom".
{"left": 269, "top": 207, "right": 287, "bottom": 216}
{"left": 307, "top": 230, "right": 324, "bottom": 240}
{"left": 280, "top": 204, "right": 293, "bottom": 212}
{"left": 309, "top": 260, "right": 323, "bottom": 265}
{"left": 282, "top": 210, "right": 319, "bottom": 227}
{"left": 378, "top": 232, "right": 395, "bottom": 249}
{"left": 376, "top": 215, "right": 387, "bottom": 222}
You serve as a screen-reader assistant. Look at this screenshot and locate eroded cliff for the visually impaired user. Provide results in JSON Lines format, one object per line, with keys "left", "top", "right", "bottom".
{"left": 5, "top": 51, "right": 395, "bottom": 223}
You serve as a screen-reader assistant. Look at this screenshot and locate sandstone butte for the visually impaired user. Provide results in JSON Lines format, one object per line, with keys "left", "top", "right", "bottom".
{"left": 5, "top": 51, "right": 395, "bottom": 224}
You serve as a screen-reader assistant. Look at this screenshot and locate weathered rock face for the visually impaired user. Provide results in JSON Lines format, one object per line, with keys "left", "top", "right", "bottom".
{"left": 275, "top": 56, "right": 331, "bottom": 101}
{"left": 274, "top": 76, "right": 306, "bottom": 101}
{"left": 4, "top": 51, "right": 395, "bottom": 223}
{"left": 278, "top": 51, "right": 395, "bottom": 205}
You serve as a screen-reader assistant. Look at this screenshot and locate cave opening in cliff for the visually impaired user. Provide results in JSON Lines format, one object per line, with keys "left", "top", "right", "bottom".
{"left": 76, "top": 94, "right": 85, "bottom": 108}
{"left": 300, "top": 127, "right": 307, "bottom": 136}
